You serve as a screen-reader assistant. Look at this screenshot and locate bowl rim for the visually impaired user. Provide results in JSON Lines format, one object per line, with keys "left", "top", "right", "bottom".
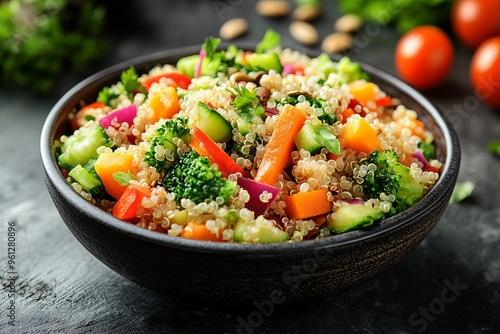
{"left": 40, "top": 44, "right": 461, "bottom": 255}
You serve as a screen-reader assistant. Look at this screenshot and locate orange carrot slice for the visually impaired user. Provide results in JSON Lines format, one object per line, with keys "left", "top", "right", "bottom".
{"left": 180, "top": 221, "right": 224, "bottom": 241}
{"left": 341, "top": 107, "right": 355, "bottom": 124}
{"left": 284, "top": 188, "right": 332, "bottom": 220}
{"left": 254, "top": 104, "right": 306, "bottom": 186}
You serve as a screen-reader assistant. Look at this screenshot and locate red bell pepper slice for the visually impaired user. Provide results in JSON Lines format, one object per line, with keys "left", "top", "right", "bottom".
{"left": 423, "top": 165, "right": 440, "bottom": 173}
{"left": 142, "top": 72, "right": 191, "bottom": 91}
{"left": 189, "top": 126, "right": 248, "bottom": 178}
{"left": 375, "top": 96, "right": 393, "bottom": 107}
{"left": 112, "top": 184, "right": 152, "bottom": 221}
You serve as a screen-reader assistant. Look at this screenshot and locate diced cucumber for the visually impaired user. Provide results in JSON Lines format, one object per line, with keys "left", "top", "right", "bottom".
{"left": 68, "top": 164, "right": 103, "bottom": 196}
{"left": 245, "top": 53, "right": 283, "bottom": 73}
{"left": 176, "top": 54, "right": 222, "bottom": 78}
{"left": 295, "top": 123, "right": 323, "bottom": 154}
{"left": 58, "top": 123, "right": 112, "bottom": 170}
{"left": 236, "top": 118, "right": 253, "bottom": 135}
{"left": 328, "top": 203, "right": 384, "bottom": 233}
{"left": 195, "top": 102, "right": 232, "bottom": 143}
{"left": 233, "top": 219, "right": 289, "bottom": 243}
{"left": 295, "top": 122, "right": 340, "bottom": 155}
{"left": 176, "top": 54, "right": 199, "bottom": 78}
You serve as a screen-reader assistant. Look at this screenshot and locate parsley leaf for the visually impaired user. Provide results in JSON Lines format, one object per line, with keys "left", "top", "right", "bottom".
{"left": 98, "top": 66, "right": 144, "bottom": 107}
{"left": 202, "top": 37, "right": 221, "bottom": 58}
{"left": 231, "top": 86, "right": 265, "bottom": 118}
{"left": 121, "top": 67, "right": 143, "bottom": 93}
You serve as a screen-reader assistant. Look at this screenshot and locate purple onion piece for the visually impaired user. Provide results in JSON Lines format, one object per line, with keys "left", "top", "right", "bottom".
{"left": 99, "top": 104, "right": 137, "bottom": 129}
{"left": 283, "top": 63, "right": 294, "bottom": 75}
{"left": 262, "top": 101, "right": 278, "bottom": 116}
{"left": 412, "top": 150, "right": 429, "bottom": 167}
{"left": 237, "top": 177, "right": 280, "bottom": 217}
{"left": 195, "top": 49, "right": 206, "bottom": 78}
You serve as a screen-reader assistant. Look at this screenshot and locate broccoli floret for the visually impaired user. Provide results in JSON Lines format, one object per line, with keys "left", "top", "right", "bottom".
{"left": 314, "top": 54, "right": 368, "bottom": 85}
{"left": 361, "top": 150, "right": 424, "bottom": 215}
{"left": 144, "top": 118, "right": 192, "bottom": 173}
{"left": 57, "top": 121, "right": 113, "bottom": 170}
{"left": 336, "top": 57, "right": 369, "bottom": 84}
{"left": 163, "top": 150, "right": 236, "bottom": 204}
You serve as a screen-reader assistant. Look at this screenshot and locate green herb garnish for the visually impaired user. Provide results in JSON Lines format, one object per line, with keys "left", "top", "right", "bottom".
{"left": 450, "top": 181, "right": 475, "bottom": 204}
{"left": 202, "top": 37, "right": 221, "bottom": 58}
{"left": 112, "top": 171, "right": 136, "bottom": 186}
{"left": 230, "top": 86, "right": 265, "bottom": 121}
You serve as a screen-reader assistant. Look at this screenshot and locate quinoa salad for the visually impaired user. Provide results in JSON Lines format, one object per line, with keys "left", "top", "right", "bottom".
{"left": 55, "top": 30, "right": 442, "bottom": 243}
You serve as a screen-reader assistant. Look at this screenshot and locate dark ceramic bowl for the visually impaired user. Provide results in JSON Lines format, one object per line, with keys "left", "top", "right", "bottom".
{"left": 40, "top": 45, "right": 460, "bottom": 304}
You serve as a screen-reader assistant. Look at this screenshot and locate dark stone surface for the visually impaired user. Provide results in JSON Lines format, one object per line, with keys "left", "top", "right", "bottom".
{"left": 1, "top": 0, "right": 499, "bottom": 333}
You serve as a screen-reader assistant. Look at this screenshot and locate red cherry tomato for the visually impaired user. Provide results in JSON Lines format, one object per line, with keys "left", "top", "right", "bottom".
{"left": 470, "top": 36, "right": 500, "bottom": 108}
{"left": 395, "top": 26, "right": 454, "bottom": 90}
{"left": 452, "top": 0, "right": 500, "bottom": 50}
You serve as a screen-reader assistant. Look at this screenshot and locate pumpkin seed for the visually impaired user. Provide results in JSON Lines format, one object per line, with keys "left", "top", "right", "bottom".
{"left": 219, "top": 18, "right": 249, "bottom": 40}
{"left": 321, "top": 32, "right": 354, "bottom": 54}
{"left": 289, "top": 21, "right": 319, "bottom": 46}
{"left": 334, "top": 13, "right": 363, "bottom": 33}
{"left": 292, "top": 4, "right": 321, "bottom": 22}
{"left": 255, "top": 0, "right": 291, "bottom": 18}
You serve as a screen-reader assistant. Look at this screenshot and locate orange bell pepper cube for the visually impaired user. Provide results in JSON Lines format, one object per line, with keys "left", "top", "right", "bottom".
{"left": 94, "top": 152, "right": 136, "bottom": 200}
{"left": 148, "top": 86, "right": 181, "bottom": 123}
{"left": 349, "top": 81, "right": 378, "bottom": 108}
{"left": 339, "top": 117, "right": 381, "bottom": 154}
